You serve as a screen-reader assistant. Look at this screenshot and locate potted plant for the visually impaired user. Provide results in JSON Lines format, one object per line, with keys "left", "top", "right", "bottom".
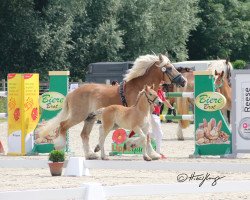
{"left": 48, "top": 150, "right": 65, "bottom": 176}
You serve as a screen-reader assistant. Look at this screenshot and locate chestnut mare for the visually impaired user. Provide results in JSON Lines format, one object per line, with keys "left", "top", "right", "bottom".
{"left": 38, "top": 54, "right": 187, "bottom": 159}
{"left": 215, "top": 70, "right": 232, "bottom": 123}
{"left": 173, "top": 59, "right": 233, "bottom": 140}
{"left": 92, "top": 85, "right": 162, "bottom": 161}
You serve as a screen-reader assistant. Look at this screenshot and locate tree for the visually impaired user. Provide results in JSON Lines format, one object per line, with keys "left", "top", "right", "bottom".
{"left": 187, "top": 0, "right": 250, "bottom": 61}
{"left": 34, "top": 0, "right": 74, "bottom": 80}
{"left": 68, "top": 0, "right": 123, "bottom": 80}
{"left": 0, "top": 0, "right": 74, "bottom": 80}
{"left": 117, "top": 0, "right": 153, "bottom": 60}
{"left": 149, "top": 0, "right": 200, "bottom": 61}
{"left": 0, "top": 0, "right": 39, "bottom": 79}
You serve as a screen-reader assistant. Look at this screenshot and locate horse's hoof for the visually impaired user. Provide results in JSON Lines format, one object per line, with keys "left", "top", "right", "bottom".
{"left": 177, "top": 137, "right": 184, "bottom": 141}
{"left": 94, "top": 145, "right": 100, "bottom": 152}
{"left": 101, "top": 157, "right": 109, "bottom": 160}
{"left": 143, "top": 155, "right": 152, "bottom": 161}
{"left": 86, "top": 152, "right": 99, "bottom": 160}
{"left": 151, "top": 155, "right": 161, "bottom": 160}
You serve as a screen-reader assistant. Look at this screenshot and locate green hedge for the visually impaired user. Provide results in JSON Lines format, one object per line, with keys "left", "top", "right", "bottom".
{"left": 233, "top": 60, "right": 246, "bottom": 69}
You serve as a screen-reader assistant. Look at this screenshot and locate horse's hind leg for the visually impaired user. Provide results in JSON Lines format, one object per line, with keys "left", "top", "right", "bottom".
{"left": 81, "top": 119, "right": 99, "bottom": 160}
{"left": 176, "top": 97, "right": 190, "bottom": 140}
{"left": 176, "top": 123, "right": 184, "bottom": 141}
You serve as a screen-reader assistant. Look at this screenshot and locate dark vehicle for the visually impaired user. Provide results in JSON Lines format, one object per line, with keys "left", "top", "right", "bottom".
{"left": 85, "top": 62, "right": 133, "bottom": 84}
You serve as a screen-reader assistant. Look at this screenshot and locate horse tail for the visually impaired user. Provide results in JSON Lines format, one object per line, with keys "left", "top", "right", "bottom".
{"left": 38, "top": 97, "right": 69, "bottom": 138}
{"left": 86, "top": 108, "right": 104, "bottom": 121}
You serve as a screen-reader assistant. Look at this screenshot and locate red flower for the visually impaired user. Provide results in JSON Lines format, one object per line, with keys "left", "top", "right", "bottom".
{"left": 112, "top": 129, "right": 127, "bottom": 144}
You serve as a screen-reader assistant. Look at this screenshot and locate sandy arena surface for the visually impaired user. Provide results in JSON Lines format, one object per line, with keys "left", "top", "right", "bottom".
{"left": 1, "top": 121, "right": 250, "bottom": 200}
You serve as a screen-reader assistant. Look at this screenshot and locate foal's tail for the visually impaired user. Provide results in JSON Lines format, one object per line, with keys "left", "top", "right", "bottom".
{"left": 37, "top": 97, "right": 69, "bottom": 138}
{"left": 86, "top": 108, "right": 104, "bottom": 121}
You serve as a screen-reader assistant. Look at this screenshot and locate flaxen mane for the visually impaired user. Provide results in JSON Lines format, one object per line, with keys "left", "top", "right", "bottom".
{"left": 133, "top": 89, "right": 146, "bottom": 106}
{"left": 207, "top": 60, "right": 233, "bottom": 79}
{"left": 124, "top": 54, "right": 170, "bottom": 82}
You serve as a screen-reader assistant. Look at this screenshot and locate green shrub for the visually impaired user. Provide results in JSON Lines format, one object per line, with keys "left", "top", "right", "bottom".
{"left": 48, "top": 150, "right": 65, "bottom": 162}
{"left": 0, "top": 97, "right": 7, "bottom": 113}
{"left": 233, "top": 60, "right": 246, "bottom": 69}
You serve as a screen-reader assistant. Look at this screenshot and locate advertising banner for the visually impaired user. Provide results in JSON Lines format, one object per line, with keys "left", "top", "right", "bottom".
{"left": 232, "top": 70, "right": 250, "bottom": 153}
{"left": 7, "top": 74, "right": 22, "bottom": 155}
{"left": 7, "top": 73, "right": 39, "bottom": 155}
{"left": 33, "top": 71, "right": 69, "bottom": 153}
{"left": 22, "top": 74, "right": 39, "bottom": 154}
{"left": 193, "top": 71, "right": 232, "bottom": 156}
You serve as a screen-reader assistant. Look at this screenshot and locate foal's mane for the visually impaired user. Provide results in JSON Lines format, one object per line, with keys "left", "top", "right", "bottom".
{"left": 123, "top": 54, "right": 170, "bottom": 82}
{"left": 134, "top": 89, "right": 146, "bottom": 106}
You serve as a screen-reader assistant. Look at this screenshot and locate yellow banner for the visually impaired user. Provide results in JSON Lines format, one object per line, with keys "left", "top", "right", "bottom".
{"left": 7, "top": 73, "right": 39, "bottom": 155}
{"left": 22, "top": 74, "right": 39, "bottom": 154}
{"left": 7, "top": 74, "right": 22, "bottom": 155}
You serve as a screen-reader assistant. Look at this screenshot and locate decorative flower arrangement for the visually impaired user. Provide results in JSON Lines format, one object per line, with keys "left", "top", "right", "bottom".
{"left": 112, "top": 129, "right": 127, "bottom": 144}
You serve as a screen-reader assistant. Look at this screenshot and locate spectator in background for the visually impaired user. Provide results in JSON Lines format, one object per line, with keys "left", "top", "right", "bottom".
{"left": 150, "top": 83, "right": 176, "bottom": 159}
{"left": 161, "top": 83, "right": 175, "bottom": 123}
{"left": 111, "top": 80, "right": 119, "bottom": 86}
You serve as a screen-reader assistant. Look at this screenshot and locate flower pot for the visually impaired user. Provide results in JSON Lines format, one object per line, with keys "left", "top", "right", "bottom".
{"left": 48, "top": 162, "right": 64, "bottom": 176}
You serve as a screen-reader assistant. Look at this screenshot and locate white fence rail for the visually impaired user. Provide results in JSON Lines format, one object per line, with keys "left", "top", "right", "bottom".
{"left": 1, "top": 158, "right": 250, "bottom": 173}
{"left": 1, "top": 181, "right": 250, "bottom": 200}
{"left": 1, "top": 158, "right": 250, "bottom": 199}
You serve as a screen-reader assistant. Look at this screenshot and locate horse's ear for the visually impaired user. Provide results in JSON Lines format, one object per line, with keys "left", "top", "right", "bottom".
{"left": 217, "top": 56, "right": 220, "bottom": 60}
{"left": 144, "top": 85, "right": 148, "bottom": 91}
{"left": 165, "top": 51, "right": 169, "bottom": 58}
{"left": 159, "top": 54, "right": 164, "bottom": 62}
{"left": 226, "top": 58, "right": 230, "bottom": 64}
{"left": 152, "top": 84, "right": 155, "bottom": 89}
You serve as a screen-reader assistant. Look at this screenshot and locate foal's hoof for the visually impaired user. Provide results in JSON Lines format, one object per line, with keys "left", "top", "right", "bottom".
{"left": 101, "top": 156, "right": 109, "bottom": 160}
{"left": 86, "top": 152, "right": 99, "bottom": 160}
{"left": 94, "top": 145, "right": 100, "bottom": 152}
{"left": 143, "top": 155, "right": 152, "bottom": 161}
{"left": 151, "top": 154, "right": 161, "bottom": 160}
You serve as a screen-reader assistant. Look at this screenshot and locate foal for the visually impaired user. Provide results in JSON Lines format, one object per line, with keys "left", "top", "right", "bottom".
{"left": 90, "top": 85, "right": 162, "bottom": 161}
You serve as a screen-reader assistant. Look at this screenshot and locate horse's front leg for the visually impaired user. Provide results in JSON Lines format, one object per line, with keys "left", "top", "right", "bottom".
{"left": 142, "top": 123, "right": 161, "bottom": 160}
{"left": 132, "top": 127, "right": 151, "bottom": 161}
{"left": 81, "top": 119, "right": 99, "bottom": 160}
